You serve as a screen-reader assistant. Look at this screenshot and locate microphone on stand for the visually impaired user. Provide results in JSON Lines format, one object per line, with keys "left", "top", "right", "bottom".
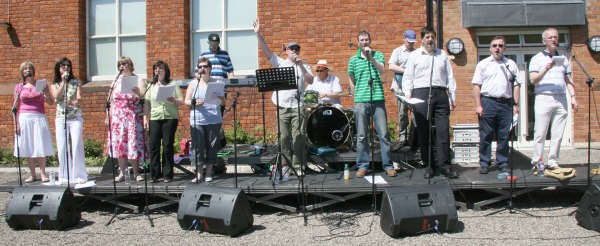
{"left": 105, "top": 69, "right": 123, "bottom": 111}
{"left": 152, "top": 74, "right": 158, "bottom": 84}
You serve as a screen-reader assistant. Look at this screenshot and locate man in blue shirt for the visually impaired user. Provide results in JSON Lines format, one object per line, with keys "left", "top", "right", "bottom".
{"left": 200, "top": 33, "right": 234, "bottom": 79}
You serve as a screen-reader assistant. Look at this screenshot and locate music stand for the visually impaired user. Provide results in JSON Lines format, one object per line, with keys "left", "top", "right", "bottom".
{"left": 256, "top": 67, "right": 299, "bottom": 184}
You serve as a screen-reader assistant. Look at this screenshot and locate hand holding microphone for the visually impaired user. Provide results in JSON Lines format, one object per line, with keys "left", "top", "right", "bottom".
{"left": 62, "top": 71, "right": 70, "bottom": 82}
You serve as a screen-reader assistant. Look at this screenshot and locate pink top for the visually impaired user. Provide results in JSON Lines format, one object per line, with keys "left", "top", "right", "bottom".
{"left": 14, "top": 83, "right": 45, "bottom": 114}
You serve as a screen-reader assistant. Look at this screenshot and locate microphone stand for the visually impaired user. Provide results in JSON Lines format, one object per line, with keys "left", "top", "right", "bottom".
{"left": 572, "top": 55, "right": 596, "bottom": 187}
{"left": 365, "top": 50, "right": 378, "bottom": 214}
{"left": 231, "top": 92, "right": 239, "bottom": 188}
{"left": 426, "top": 51, "right": 434, "bottom": 184}
{"left": 138, "top": 81, "right": 154, "bottom": 227}
{"left": 62, "top": 78, "right": 71, "bottom": 191}
{"left": 106, "top": 70, "right": 122, "bottom": 226}
{"left": 11, "top": 84, "right": 24, "bottom": 186}
{"left": 292, "top": 63, "right": 308, "bottom": 226}
{"left": 191, "top": 79, "right": 201, "bottom": 183}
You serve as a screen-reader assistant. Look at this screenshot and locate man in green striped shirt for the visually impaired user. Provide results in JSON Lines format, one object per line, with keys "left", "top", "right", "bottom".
{"left": 348, "top": 30, "right": 396, "bottom": 178}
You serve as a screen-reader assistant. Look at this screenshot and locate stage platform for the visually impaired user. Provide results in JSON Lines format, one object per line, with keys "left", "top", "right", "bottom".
{"left": 1, "top": 160, "right": 598, "bottom": 212}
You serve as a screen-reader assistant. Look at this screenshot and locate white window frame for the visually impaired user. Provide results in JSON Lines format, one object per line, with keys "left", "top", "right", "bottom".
{"left": 190, "top": 0, "right": 257, "bottom": 77}
{"left": 86, "top": 0, "right": 147, "bottom": 81}
{"left": 475, "top": 27, "right": 573, "bottom": 148}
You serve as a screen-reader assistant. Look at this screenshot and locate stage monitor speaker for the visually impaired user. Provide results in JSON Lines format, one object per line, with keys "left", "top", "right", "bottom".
{"left": 380, "top": 183, "right": 458, "bottom": 237}
{"left": 576, "top": 182, "right": 600, "bottom": 232}
{"left": 5, "top": 186, "right": 81, "bottom": 230}
{"left": 177, "top": 184, "right": 253, "bottom": 236}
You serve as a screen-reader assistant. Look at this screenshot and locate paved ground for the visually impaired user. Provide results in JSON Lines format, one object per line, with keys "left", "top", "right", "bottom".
{"left": 1, "top": 146, "right": 600, "bottom": 245}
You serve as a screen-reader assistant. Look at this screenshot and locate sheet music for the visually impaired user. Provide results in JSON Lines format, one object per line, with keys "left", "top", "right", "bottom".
{"left": 119, "top": 76, "right": 137, "bottom": 94}
{"left": 156, "top": 85, "right": 175, "bottom": 102}
{"left": 396, "top": 95, "right": 425, "bottom": 105}
{"left": 364, "top": 175, "right": 388, "bottom": 184}
{"left": 203, "top": 82, "right": 224, "bottom": 105}
{"left": 552, "top": 56, "right": 565, "bottom": 67}
{"left": 34, "top": 79, "right": 46, "bottom": 93}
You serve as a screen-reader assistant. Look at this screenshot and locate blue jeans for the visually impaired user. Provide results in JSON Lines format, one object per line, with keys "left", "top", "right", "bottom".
{"left": 479, "top": 97, "right": 512, "bottom": 168}
{"left": 354, "top": 101, "right": 393, "bottom": 171}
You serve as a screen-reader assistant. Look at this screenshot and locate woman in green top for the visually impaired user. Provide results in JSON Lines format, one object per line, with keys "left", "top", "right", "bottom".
{"left": 49, "top": 57, "right": 88, "bottom": 184}
{"left": 144, "top": 61, "right": 183, "bottom": 183}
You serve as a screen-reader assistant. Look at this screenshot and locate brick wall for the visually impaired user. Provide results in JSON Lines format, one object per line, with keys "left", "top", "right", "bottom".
{"left": 1, "top": 0, "right": 599, "bottom": 150}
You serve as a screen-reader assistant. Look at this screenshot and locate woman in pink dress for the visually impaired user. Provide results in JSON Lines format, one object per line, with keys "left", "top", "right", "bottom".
{"left": 105, "top": 56, "right": 148, "bottom": 182}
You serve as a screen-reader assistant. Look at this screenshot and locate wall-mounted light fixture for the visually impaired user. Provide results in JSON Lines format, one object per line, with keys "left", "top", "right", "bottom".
{"left": 446, "top": 37, "right": 464, "bottom": 56}
{"left": 588, "top": 35, "right": 600, "bottom": 53}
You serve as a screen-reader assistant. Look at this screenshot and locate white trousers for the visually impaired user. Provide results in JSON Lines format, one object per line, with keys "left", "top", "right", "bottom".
{"left": 56, "top": 117, "right": 88, "bottom": 183}
{"left": 532, "top": 94, "right": 568, "bottom": 167}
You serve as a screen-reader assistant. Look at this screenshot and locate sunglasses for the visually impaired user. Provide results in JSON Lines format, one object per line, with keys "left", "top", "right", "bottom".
{"left": 316, "top": 69, "right": 327, "bottom": 72}
{"left": 198, "top": 65, "right": 210, "bottom": 69}
{"left": 491, "top": 44, "right": 504, "bottom": 48}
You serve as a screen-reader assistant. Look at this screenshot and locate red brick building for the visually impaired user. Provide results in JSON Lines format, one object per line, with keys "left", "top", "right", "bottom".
{"left": 0, "top": 0, "right": 599, "bottom": 150}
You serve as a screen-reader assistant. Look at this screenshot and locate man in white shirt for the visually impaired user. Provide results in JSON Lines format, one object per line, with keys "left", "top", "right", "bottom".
{"left": 472, "top": 36, "right": 521, "bottom": 174}
{"left": 403, "top": 27, "right": 458, "bottom": 179}
{"left": 306, "top": 60, "right": 342, "bottom": 107}
{"left": 254, "top": 19, "right": 314, "bottom": 171}
{"left": 529, "top": 28, "right": 578, "bottom": 169}
{"left": 389, "top": 30, "right": 417, "bottom": 146}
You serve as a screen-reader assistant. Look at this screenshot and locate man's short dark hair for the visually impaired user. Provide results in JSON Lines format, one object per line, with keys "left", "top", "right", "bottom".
{"left": 491, "top": 36, "right": 506, "bottom": 44}
{"left": 357, "top": 30, "right": 371, "bottom": 40}
{"left": 420, "top": 27, "right": 436, "bottom": 39}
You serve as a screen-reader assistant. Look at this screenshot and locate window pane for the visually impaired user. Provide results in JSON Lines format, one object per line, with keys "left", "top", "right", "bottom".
{"left": 89, "top": 0, "right": 115, "bottom": 36}
{"left": 120, "top": 37, "right": 147, "bottom": 76}
{"left": 192, "top": 33, "right": 211, "bottom": 70}
{"left": 504, "top": 35, "right": 520, "bottom": 45}
{"left": 524, "top": 34, "right": 542, "bottom": 44}
{"left": 192, "top": 0, "right": 222, "bottom": 30}
{"left": 89, "top": 38, "right": 116, "bottom": 76}
{"left": 120, "top": 0, "right": 146, "bottom": 34}
{"left": 478, "top": 35, "right": 520, "bottom": 46}
{"left": 227, "top": 31, "right": 257, "bottom": 70}
{"left": 226, "top": 0, "right": 256, "bottom": 29}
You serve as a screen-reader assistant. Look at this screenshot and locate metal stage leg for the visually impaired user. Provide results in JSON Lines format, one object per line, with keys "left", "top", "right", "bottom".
{"left": 246, "top": 194, "right": 297, "bottom": 212}
{"left": 473, "top": 187, "right": 539, "bottom": 211}
{"left": 305, "top": 192, "right": 369, "bottom": 211}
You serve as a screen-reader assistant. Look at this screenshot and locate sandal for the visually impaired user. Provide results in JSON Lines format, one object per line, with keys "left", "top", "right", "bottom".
{"left": 41, "top": 177, "right": 49, "bottom": 182}
{"left": 136, "top": 175, "right": 144, "bottom": 182}
{"left": 114, "top": 174, "right": 124, "bottom": 182}
{"left": 24, "top": 176, "right": 35, "bottom": 183}
{"left": 162, "top": 178, "right": 172, "bottom": 183}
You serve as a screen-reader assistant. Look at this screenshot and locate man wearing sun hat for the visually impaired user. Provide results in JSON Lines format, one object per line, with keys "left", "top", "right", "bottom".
{"left": 306, "top": 60, "right": 343, "bottom": 107}
{"left": 389, "top": 30, "right": 418, "bottom": 148}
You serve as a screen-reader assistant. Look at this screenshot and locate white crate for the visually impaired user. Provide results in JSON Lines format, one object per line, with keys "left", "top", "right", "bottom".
{"left": 452, "top": 156, "right": 479, "bottom": 164}
{"left": 453, "top": 151, "right": 479, "bottom": 158}
{"left": 453, "top": 136, "right": 480, "bottom": 143}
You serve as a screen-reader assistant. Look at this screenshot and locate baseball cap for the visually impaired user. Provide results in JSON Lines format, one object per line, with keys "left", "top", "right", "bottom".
{"left": 286, "top": 42, "right": 300, "bottom": 49}
{"left": 403, "top": 30, "right": 417, "bottom": 43}
{"left": 208, "top": 33, "right": 220, "bottom": 42}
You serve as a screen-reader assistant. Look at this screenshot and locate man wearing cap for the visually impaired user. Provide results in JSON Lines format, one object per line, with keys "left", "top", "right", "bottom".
{"left": 306, "top": 60, "right": 343, "bottom": 107}
{"left": 200, "top": 33, "right": 234, "bottom": 79}
{"left": 389, "top": 30, "right": 418, "bottom": 147}
{"left": 253, "top": 19, "right": 314, "bottom": 172}
{"left": 348, "top": 30, "right": 396, "bottom": 178}
{"left": 472, "top": 36, "right": 521, "bottom": 174}
{"left": 402, "top": 27, "right": 458, "bottom": 179}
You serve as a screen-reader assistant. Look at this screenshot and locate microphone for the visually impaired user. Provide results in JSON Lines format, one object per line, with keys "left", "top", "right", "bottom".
{"left": 114, "top": 69, "right": 123, "bottom": 82}
{"left": 152, "top": 74, "right": 158, "bottom": 84}
{"left": 23, "top": 71, "right": 33, "bottom": 79}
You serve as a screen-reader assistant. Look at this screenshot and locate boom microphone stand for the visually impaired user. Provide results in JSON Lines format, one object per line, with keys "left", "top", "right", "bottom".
{"left": 11, "top": 83, "right": 24, "bottom": 186}
{"left": 138, "top": 81, "right": 154, "bottom": 227}
{"left": 106, "top": 70, "right": 122, "bottom": 226}
{"left": 571, "top": 55, "right": 596, "bottom": 187}
{"left": 61, "top": 77, "right": 71, "bottom": 190}
{"left": 365, "top": 50, "right": 378, "bottom": 213}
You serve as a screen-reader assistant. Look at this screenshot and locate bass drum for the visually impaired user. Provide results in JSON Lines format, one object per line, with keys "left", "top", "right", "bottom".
{"left": 306, "top": 106, "right": 351, "bottom": 147}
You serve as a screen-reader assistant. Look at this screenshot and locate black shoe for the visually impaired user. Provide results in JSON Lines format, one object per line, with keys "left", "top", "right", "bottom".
{"left": 441, "top": 168, "right": 459, "bottom": 179}
{"left": 479, "top": 167, "right": 489, "bottom": 174}
{"left": 424, "top": 168, "right": 434, "bottom": 179}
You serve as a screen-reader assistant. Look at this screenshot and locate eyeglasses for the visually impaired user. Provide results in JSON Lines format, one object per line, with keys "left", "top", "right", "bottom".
{"left": 316, "top": 69, "right": 327, "bottom": 72}
{"left": 198, "top": 65, "right": 210, "bottom": 69}
{"left": 491, "top": 44, "right": 504, "bottom": 48}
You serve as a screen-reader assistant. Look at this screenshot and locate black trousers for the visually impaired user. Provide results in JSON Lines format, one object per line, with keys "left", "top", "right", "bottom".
{"left": 149, "top": 119, "right": 178, "bottom": 179}
{"left": 412, "top": 87, "right": 450, "bottom": 170}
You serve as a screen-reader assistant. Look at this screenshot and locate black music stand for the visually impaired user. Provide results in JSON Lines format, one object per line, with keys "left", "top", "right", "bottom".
{"left": 256, "top": 67, "right": 299, "bottom": 184}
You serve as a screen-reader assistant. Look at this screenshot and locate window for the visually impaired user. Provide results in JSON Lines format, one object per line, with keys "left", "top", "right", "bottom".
{"left": 476, "top": 30, "right": 569, "bottom": 48}
{"left": 191, "top": 0, "right": 257, "bottom": 76}
{"left": 87, "top": 0, "right": 146, "bottom": 81}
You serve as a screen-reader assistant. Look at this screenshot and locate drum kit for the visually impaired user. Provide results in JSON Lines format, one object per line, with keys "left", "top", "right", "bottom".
{"left": 302, "top": 90, "right": 356, "bottom": 150}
